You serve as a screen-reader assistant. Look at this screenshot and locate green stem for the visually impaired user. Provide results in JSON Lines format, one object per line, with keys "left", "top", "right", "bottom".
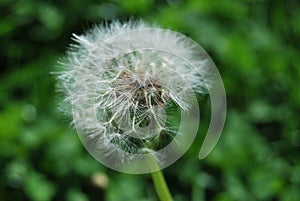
{"left": 146, "top": 152, "right": 173, "bottom": 201}
{"left": 151, "top": 169, "right": 173, "bottom": 201}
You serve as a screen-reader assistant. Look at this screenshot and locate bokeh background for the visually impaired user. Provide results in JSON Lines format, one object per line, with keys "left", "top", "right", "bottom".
{"left": 1, "top": 0, "right": 300, "bottom": 200}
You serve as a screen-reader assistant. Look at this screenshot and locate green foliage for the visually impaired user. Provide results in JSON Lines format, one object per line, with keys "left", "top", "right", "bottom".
{"left": 1, "top": 0, "right": 299, "bottom": 200}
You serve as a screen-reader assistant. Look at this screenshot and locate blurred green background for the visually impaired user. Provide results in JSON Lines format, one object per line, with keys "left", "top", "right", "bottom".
{"left": 1, "top": 0, "right": 300, "bottom": 200}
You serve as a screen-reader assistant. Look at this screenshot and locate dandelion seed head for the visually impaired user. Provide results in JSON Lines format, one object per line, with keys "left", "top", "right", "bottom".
{"left": 56, "top": 19, "right": 226, "bottom": 174}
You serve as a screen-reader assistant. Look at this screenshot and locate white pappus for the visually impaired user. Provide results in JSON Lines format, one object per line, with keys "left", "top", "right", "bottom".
{"left": 56, "top": 20, "right": 214, "bottom": 173}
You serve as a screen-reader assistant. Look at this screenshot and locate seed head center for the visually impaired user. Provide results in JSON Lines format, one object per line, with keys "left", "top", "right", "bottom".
{"left": 115, "top": 71, "right": 169, "bottom": 108}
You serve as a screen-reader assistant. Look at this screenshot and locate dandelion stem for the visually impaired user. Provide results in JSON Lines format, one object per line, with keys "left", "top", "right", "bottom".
{"left": 147, "top": 153, "right": 173, "bottom": 201}
{"left": 151, "top": 169, "right": 173, "bottom": 201}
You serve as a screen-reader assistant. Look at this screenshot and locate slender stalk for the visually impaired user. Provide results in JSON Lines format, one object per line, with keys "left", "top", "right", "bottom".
{"left": 151, "top": 169, "right": 173, "bottom": 201}
{"left": 146, "top": 153, "right": 173, "bottom": 201}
